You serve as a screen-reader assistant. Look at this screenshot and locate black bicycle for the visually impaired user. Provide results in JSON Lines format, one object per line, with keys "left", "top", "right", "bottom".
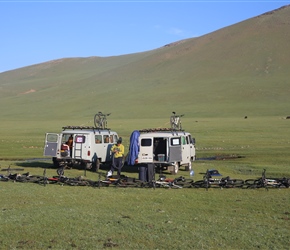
{"left": 218, "top": 176, "right": 244, "bottom": 188}
{"left": 194, "top": 170, "right": 244, "bottom": 190}
{"left": 245, "top": 169, "right": 290, "bottom": 189}
{"left": 193, "top": 169, "right": 212, "bottom": 190}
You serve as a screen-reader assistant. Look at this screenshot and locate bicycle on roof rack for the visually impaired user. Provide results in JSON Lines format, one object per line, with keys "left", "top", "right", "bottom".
{"left": 94, "top": 112, "right": 111, "bottom": 129}
{"left": 170, "top": 112, "right": 184, "bottom": 130}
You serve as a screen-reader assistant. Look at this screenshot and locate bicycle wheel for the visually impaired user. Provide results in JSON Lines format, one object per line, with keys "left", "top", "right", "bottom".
{"left": 0, "top": 175, "right": 10, "bottom": 182}
{"left": 94, "top": 113, "right": 102, "bottom": 128}
{"left": 174, "top": 179, "right": 193, "bottom": 188}
{"left": 193, "top": 180, "right": 210, "bottom": 189}
{"left": 233, "top": 179, "right": 245, "bottom": 188}
{"left": 170, "top": 183, "right": 183, "bottom": 189}
{"left": 225, "top": 179, "right": 244, "bottom": 188}
{"left": 244, "top": 179, "right": 256, "bottom": 188}
{"left": 15, "top": 175, "right": 29, "bottom": 183}
{"left": 57, "top": 167, "right": 65, "bottom": 176}
{"left": 133, "top": 180, "right": 146, "bottom": 188}
{"left": 27, "top": 175, "right": 45, "bottom": 183}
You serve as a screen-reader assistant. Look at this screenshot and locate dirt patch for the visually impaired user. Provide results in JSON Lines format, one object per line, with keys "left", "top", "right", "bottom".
{"left": 20, "top": 89, "right": 36, "bottom": 95}
{"left": 197, "top": 155, "right": 245, "bottom": 161}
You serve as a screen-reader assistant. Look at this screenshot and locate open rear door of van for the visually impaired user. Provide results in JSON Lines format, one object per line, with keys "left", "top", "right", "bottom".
{"left": 168, "top": 137, "right": 182, "bottom": 162}
{"left": 44, "top": 133, "right": 60, "bottom": 157}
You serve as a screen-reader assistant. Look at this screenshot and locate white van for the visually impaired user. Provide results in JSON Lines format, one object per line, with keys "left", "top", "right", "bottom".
{"left": 44, "top": 126, "right": 119, "bottom": 173}
{"left": 127, "top": 128, "right": 196, "bottom": 175}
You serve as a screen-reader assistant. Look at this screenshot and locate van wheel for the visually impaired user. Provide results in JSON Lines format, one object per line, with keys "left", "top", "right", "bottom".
{"left": 170, "top": 162, "right": 179, "bottom": 175}
{"left": 67, "top": 162, "right": 73, "bottom": 169}
{"left": 92, "top": 159, "right": 100, "bottom": 172}
{"left": 52, "top": 157, "right": 60, "bottom": 168}
{"left": 85, "top": 163, "right": 93, "bottom": 170}
{"left": 185, "top": 162, "right": 192, "bottom": 171}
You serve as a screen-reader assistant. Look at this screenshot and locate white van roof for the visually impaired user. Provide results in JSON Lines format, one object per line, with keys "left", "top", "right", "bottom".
{"left": 138, "top": 128, "right": 189, "bottom": 137}
{"left": 62, "top": 126, "right": 117, "bottom": 134}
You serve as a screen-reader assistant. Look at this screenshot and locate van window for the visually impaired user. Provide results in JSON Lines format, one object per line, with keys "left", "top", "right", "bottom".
{"left": 171, "top": 137, "right": 180, "bottom": 146}
{"left": 95, "top": 135, "right": 102, "bottom": 144}
{"left": 104, "top": 135, "right": 110, "bottom": 143}
{"left": 181, "top": 136, "right": 187, "bottom": 145}
{"left": 75, "top": 135, "right": 85, "bottom": 143}
{"left": 188, "top": 134, "right": 195, "bottom": 144}
{"left": 47, "top": 134, "right": 58, "bottom": 142}
{"left": 62, "top": 134, "right": 71, "bottom": 143}
{"left": 141, "top": 138, "right": 152, "bottom": 147}
{"left": 113, "top": 135, "right": 118, "bottom": 143}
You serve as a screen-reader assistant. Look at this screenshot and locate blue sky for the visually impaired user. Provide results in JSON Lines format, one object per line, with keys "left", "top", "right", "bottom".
{"left": 0, "top": 0, "right": 289, "bottom": 73}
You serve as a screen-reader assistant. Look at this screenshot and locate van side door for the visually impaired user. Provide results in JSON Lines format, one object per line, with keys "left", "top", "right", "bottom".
{"left": 74, "top": 134, "right": 90, "bottom": 160}
{"left": 181, "top": 135, "right": 191, "bottom": 164}
{"left": 187, "top": 134, "right": 196, "bottom": 161}
{"left": 103, "top": 133, "right": 116, "bottom": 162}
{"left": 44, "top": 133, "right": 60, "bottom": 157}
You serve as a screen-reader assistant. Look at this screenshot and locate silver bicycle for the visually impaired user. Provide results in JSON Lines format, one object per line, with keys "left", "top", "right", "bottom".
{"left": 170, "top": 112, "right": 184, "bottom": 130}
{"left": 94, "top": 112, "right": 111, "bottom": 129}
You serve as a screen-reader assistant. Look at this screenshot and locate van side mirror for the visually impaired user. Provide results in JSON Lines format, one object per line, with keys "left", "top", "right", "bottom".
{"left": 191, "top": 138, "right": 196, "bottom": 145}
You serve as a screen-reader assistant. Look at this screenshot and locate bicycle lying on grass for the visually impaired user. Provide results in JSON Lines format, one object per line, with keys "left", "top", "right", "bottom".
{"left": 193, "top": 169, "right": 244, "bottom": 190}
{"left": 152, "top": 175, "right": 194, "bottom": 189}
{"left": 244, "top": 169, "right": 290, "bottom": 190}
{"left": 0, "top": 171, "right": 47, "bottom": 184}
{"left": 1, "top": 168, "right": 289, "bottom": 190}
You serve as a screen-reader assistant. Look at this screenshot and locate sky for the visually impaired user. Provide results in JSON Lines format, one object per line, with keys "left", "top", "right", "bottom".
{"left": 1, "top": 0, "right": 290, "bottom": 73}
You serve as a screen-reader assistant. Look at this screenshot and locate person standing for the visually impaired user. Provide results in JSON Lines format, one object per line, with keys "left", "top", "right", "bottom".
{"left": 107, "top": 138, "right": 124, "bottom": 177}
{"left": 66, "top": 135, "right": 73, "bottom": 157}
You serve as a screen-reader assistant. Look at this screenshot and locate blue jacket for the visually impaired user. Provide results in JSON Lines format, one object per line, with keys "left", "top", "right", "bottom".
{"left": 127, "top": 130, "right": 140, "bottom": 165}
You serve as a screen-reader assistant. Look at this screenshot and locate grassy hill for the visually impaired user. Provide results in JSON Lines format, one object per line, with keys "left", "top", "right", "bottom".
{"left": 0, "top": 5, "right": 290, "bottom": 122}
{"left": 0, "top": 7, "right": 289, "bottom": 249}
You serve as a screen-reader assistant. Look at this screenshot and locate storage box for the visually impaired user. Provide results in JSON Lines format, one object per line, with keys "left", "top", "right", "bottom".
{"left": 158, "top": 154, "right": 165, "bottom": 161}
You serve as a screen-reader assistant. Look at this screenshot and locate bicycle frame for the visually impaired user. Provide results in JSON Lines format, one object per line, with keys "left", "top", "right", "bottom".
{"left": 170, "top": 112, "right": 184, "bottom": 130}
{"left": 94, "top": 112, "right": 111, "bottom": 129}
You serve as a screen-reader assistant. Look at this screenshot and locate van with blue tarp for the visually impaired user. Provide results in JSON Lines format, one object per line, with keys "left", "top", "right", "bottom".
{"left": 127, "top": 114, "right": 196, "bottom": 176}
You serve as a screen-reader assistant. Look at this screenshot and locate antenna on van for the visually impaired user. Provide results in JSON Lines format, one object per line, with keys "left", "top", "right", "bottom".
{"left": 170, "top": 112, "right": 184, "bottom": 131}
{"left": 94, "top": 112, "right": 111, "bottom": 129}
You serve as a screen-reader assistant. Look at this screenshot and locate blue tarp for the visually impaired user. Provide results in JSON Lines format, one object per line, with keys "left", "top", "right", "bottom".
{"left": 127, "top": 130, "right": 140, "bottom": 166}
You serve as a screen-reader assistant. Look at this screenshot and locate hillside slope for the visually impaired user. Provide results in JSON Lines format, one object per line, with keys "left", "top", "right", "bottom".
{"left": 0, "top": 5, "right": 290, "bottom": 121}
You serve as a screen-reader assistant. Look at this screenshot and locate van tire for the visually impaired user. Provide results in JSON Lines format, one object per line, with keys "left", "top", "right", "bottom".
{"left": 52, "top": 157, "right": 60, "bottom": 168}
{"left": 185, "top": 162, "right": 192, "bottom": 171}
{"left": 170, "top": 162, "right": 179, "bottom": 175}
{"left": 85, "top": 162, "right": 93, "bottom": 170}
{"left": 92, "top": 159, "right": 100, "bottom": 172}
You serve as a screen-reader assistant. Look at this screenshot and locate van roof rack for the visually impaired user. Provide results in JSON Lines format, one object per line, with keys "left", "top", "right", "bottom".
{"left": 139, "top": 128, "right": 184, "bottom": 133}
{"left": 62, "top": 126, "right": 111, "bottom": 130}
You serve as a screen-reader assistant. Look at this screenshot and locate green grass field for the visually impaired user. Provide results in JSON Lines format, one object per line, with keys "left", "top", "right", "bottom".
{"left": 1, "top": 7, "right": 290, "bottom": 249}
{"left": 1, "top": 116, "right": 289, "bottom": 249}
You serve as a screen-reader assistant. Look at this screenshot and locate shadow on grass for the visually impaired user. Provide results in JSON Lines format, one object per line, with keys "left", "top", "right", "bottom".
{"left": 11, "top": 160, "right": 187, "bottom": 177}
{"left": 15, "top": 159, "right": 54, "bottom": 169}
